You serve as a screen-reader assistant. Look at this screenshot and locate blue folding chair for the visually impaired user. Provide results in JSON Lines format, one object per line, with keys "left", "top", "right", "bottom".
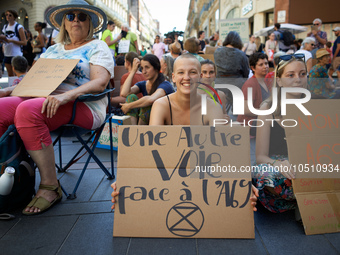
{"left": 53, "top": 87, "right": 115, "bottom": 199}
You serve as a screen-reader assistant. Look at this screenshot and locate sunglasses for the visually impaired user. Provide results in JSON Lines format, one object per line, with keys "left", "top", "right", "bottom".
{"left": 277, "top": 54, "right": 305, "bottom": 75}
{"left": 279, "top": 53, "right": 305, "bottom": 62}
{"left": 5, "top": 14, "right": 13, "bottom": 17}
{"left": 65, "top": 12, "right": 88, "bottom": 22}
{"left": 310, "top": 43, "right": 315, "bottom": 46}
{"left": 313, "top": 23, "right": 320, "bottom": 26}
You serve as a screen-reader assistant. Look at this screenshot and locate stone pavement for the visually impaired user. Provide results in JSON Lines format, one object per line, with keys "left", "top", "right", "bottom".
{"left": 1, "top": 71, "right": 340, "bottom": 255}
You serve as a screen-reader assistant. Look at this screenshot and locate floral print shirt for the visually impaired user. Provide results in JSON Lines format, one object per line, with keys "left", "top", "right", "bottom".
{"left": 308, "top": 64, "right": 335, "bottom": 98}
{"left": 41, "top": 40, "right": 114, "bottom": 128}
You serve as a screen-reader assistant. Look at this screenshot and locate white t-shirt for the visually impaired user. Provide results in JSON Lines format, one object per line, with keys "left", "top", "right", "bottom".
{"left": 51, "top": 30, "right": 59, "bottom": 40}
{"left": 153, "top": 42, "right": 165, "bottom": 60}
{"left": 295, "top": 49, "right": 312, "bottom": 63}
{"left": 41, "top": 40, "right": 114, "bottom": 128}
{"left": 2, "top": 22, "right": 24, "bottom": 57}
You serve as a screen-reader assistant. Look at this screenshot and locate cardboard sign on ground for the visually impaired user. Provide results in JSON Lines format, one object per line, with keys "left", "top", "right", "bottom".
{"left": 11, "top": 58, "right": 79, "bottom": 97}
{"left": 285, "top": 100, "right": 340, "bottom": 235}
{"left": 113, "top": 126, "right": 254, "bottom": 239}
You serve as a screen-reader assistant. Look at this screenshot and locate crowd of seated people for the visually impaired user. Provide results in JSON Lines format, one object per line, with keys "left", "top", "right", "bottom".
{"left": 1, "top": 4, "right": 338, "bottom": 217}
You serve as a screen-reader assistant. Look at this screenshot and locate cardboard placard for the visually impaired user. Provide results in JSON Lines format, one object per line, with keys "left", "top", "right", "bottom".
{"left": 11, "top": 58, "right": 79, "bottom": 97}
{"left": 96, "top": 115, "right": 131, "bottom": 151}
{"left": 219, "top": 18, "right": 249, "bottom": 48}
{"left": 118, "top": 40, "right": 130, "bottom": 53}
{"left": 285, "top": 100, "right": 340, "bottom": 235}
{"left": 113, "top": 126, "right": 254, "bottom": 239}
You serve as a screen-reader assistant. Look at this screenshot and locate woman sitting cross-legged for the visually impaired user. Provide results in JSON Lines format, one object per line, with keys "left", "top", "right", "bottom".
{"left": 120, "top": 54, "right": 174, "bottom": 125}
{"left": 253, "top": 54, "right": 309, "bottom": 213}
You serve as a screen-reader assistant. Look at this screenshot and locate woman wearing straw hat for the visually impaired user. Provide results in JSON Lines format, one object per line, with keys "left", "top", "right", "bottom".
{"left": 0, "top": 0, "right": 114, "bottom": 215}
{"left": 309, "top": 48, "right": 340, "bottom": 99}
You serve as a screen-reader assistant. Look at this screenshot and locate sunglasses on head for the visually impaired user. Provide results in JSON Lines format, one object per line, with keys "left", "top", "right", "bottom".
{"left": 279, "top": 53, "right": 305, "bottom": 62}
{"left": 277, "top": 54, "right": 305, "bottom": 75}
{"left": 65, "top": 12, "right": 88, "bottom": 22}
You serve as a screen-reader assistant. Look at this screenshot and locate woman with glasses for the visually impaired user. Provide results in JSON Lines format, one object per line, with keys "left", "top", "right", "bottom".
{"left": 307, "top": 18, "right": 327, "bottom": 50}
{"left": 253, "top": 54, "right": 308, "bottom": 214}
{"left": 295, "top": 37, "right": 315, "bottom": 73}
{"left": 0, "top": 10, "right": 27, "bottom": 77}
{"left": 0, "top": 0, "right": 114, "bottom": 215}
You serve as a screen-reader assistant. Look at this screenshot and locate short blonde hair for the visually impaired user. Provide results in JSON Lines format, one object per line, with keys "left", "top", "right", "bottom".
{"left": 55, "top": 15, "right": 94, "bottom": 44}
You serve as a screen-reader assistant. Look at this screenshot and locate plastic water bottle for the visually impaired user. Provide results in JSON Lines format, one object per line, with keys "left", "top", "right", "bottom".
{"left": 0, "top": 167, "right": 15, "bottom": 196}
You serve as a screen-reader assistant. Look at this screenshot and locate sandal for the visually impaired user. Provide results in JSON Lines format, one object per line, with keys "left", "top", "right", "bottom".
{"left": 22, "top": 181, "right": 62, "bottom": 216}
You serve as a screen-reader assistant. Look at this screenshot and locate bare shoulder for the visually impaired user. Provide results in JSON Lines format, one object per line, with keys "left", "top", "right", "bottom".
{"left": 153, "top": 95, "right": 170, "bottom": 107}
{"left": 150, "top": 95, "right": 171, "bottom": 125}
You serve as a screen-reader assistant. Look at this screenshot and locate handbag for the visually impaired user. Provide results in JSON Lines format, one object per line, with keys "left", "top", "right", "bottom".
{"left": 33, "top": 47, "right": 42, "bottom": 53}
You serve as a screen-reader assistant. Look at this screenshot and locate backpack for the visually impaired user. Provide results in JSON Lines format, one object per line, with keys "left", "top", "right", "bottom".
{"left": 4, "top": 23, "right": 20, "bottom": 39}
{"left": 0, "top": 125, "right": 35, "bottom": 213}
{"left": 280, "top": 30, "right": 295, "bottom": 46}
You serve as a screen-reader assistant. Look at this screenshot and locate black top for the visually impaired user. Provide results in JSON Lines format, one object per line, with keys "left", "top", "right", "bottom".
{"left": 199, "top": 40, "right": 205, "bottom": 51}
{"left": 167, "top": 95, "right": 173, "bottom": 125}
{"left": 269, "top": 119, "right": 288, "bottom": 156}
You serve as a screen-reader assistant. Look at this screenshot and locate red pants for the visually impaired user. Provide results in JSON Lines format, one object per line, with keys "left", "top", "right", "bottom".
{"left": 0, "top": 97, "right": 93, "bottom": 150}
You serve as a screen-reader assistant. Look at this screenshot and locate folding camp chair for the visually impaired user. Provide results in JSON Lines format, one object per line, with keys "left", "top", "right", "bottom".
{"left": 53, "top": 87, "right": 115, "bottom": 199}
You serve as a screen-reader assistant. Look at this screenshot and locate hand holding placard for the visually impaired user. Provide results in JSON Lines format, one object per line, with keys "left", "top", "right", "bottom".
{"left": 11, "top": 58, "right": 79, "bottom": 98}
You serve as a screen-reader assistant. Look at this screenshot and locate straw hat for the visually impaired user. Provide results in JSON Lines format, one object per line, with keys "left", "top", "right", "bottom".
{"left": 316, "top": 48, "right": 330, "bottom": 59}
{"left": 46, "top": 0, "right": 107, "bottom": 34}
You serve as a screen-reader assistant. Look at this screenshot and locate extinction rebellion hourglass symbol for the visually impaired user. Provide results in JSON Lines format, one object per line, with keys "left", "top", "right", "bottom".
{"left": 166, "top": 202, "right": 204, "bottom": 237}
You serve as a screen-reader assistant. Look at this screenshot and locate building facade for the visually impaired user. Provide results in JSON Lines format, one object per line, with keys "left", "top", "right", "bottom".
{"left": 187, "top": 0, "right": 340, "bottom": 44}
{"left": 186, "top": 0, "right": 274, "bottom": 41}
{"left": 274, "top": 0, "right": 340, "bottom": 42}
{"left": 137, "top": 0, "right": 159, "bottom": 48}
{"left": 0, "top": 0, "right": 159, "bottom": 51}
{"left": 0, "top": 0, "right": 129, "bottom": 38}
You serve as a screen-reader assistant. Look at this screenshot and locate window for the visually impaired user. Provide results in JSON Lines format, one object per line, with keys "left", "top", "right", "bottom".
{"left": 226, "top": 7, "right": 240, "bottom": 19}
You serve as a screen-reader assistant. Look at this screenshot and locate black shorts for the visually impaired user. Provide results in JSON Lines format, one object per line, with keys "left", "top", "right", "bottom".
{"left": 4, "top": 56, "right": 13, "bottom": 64}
